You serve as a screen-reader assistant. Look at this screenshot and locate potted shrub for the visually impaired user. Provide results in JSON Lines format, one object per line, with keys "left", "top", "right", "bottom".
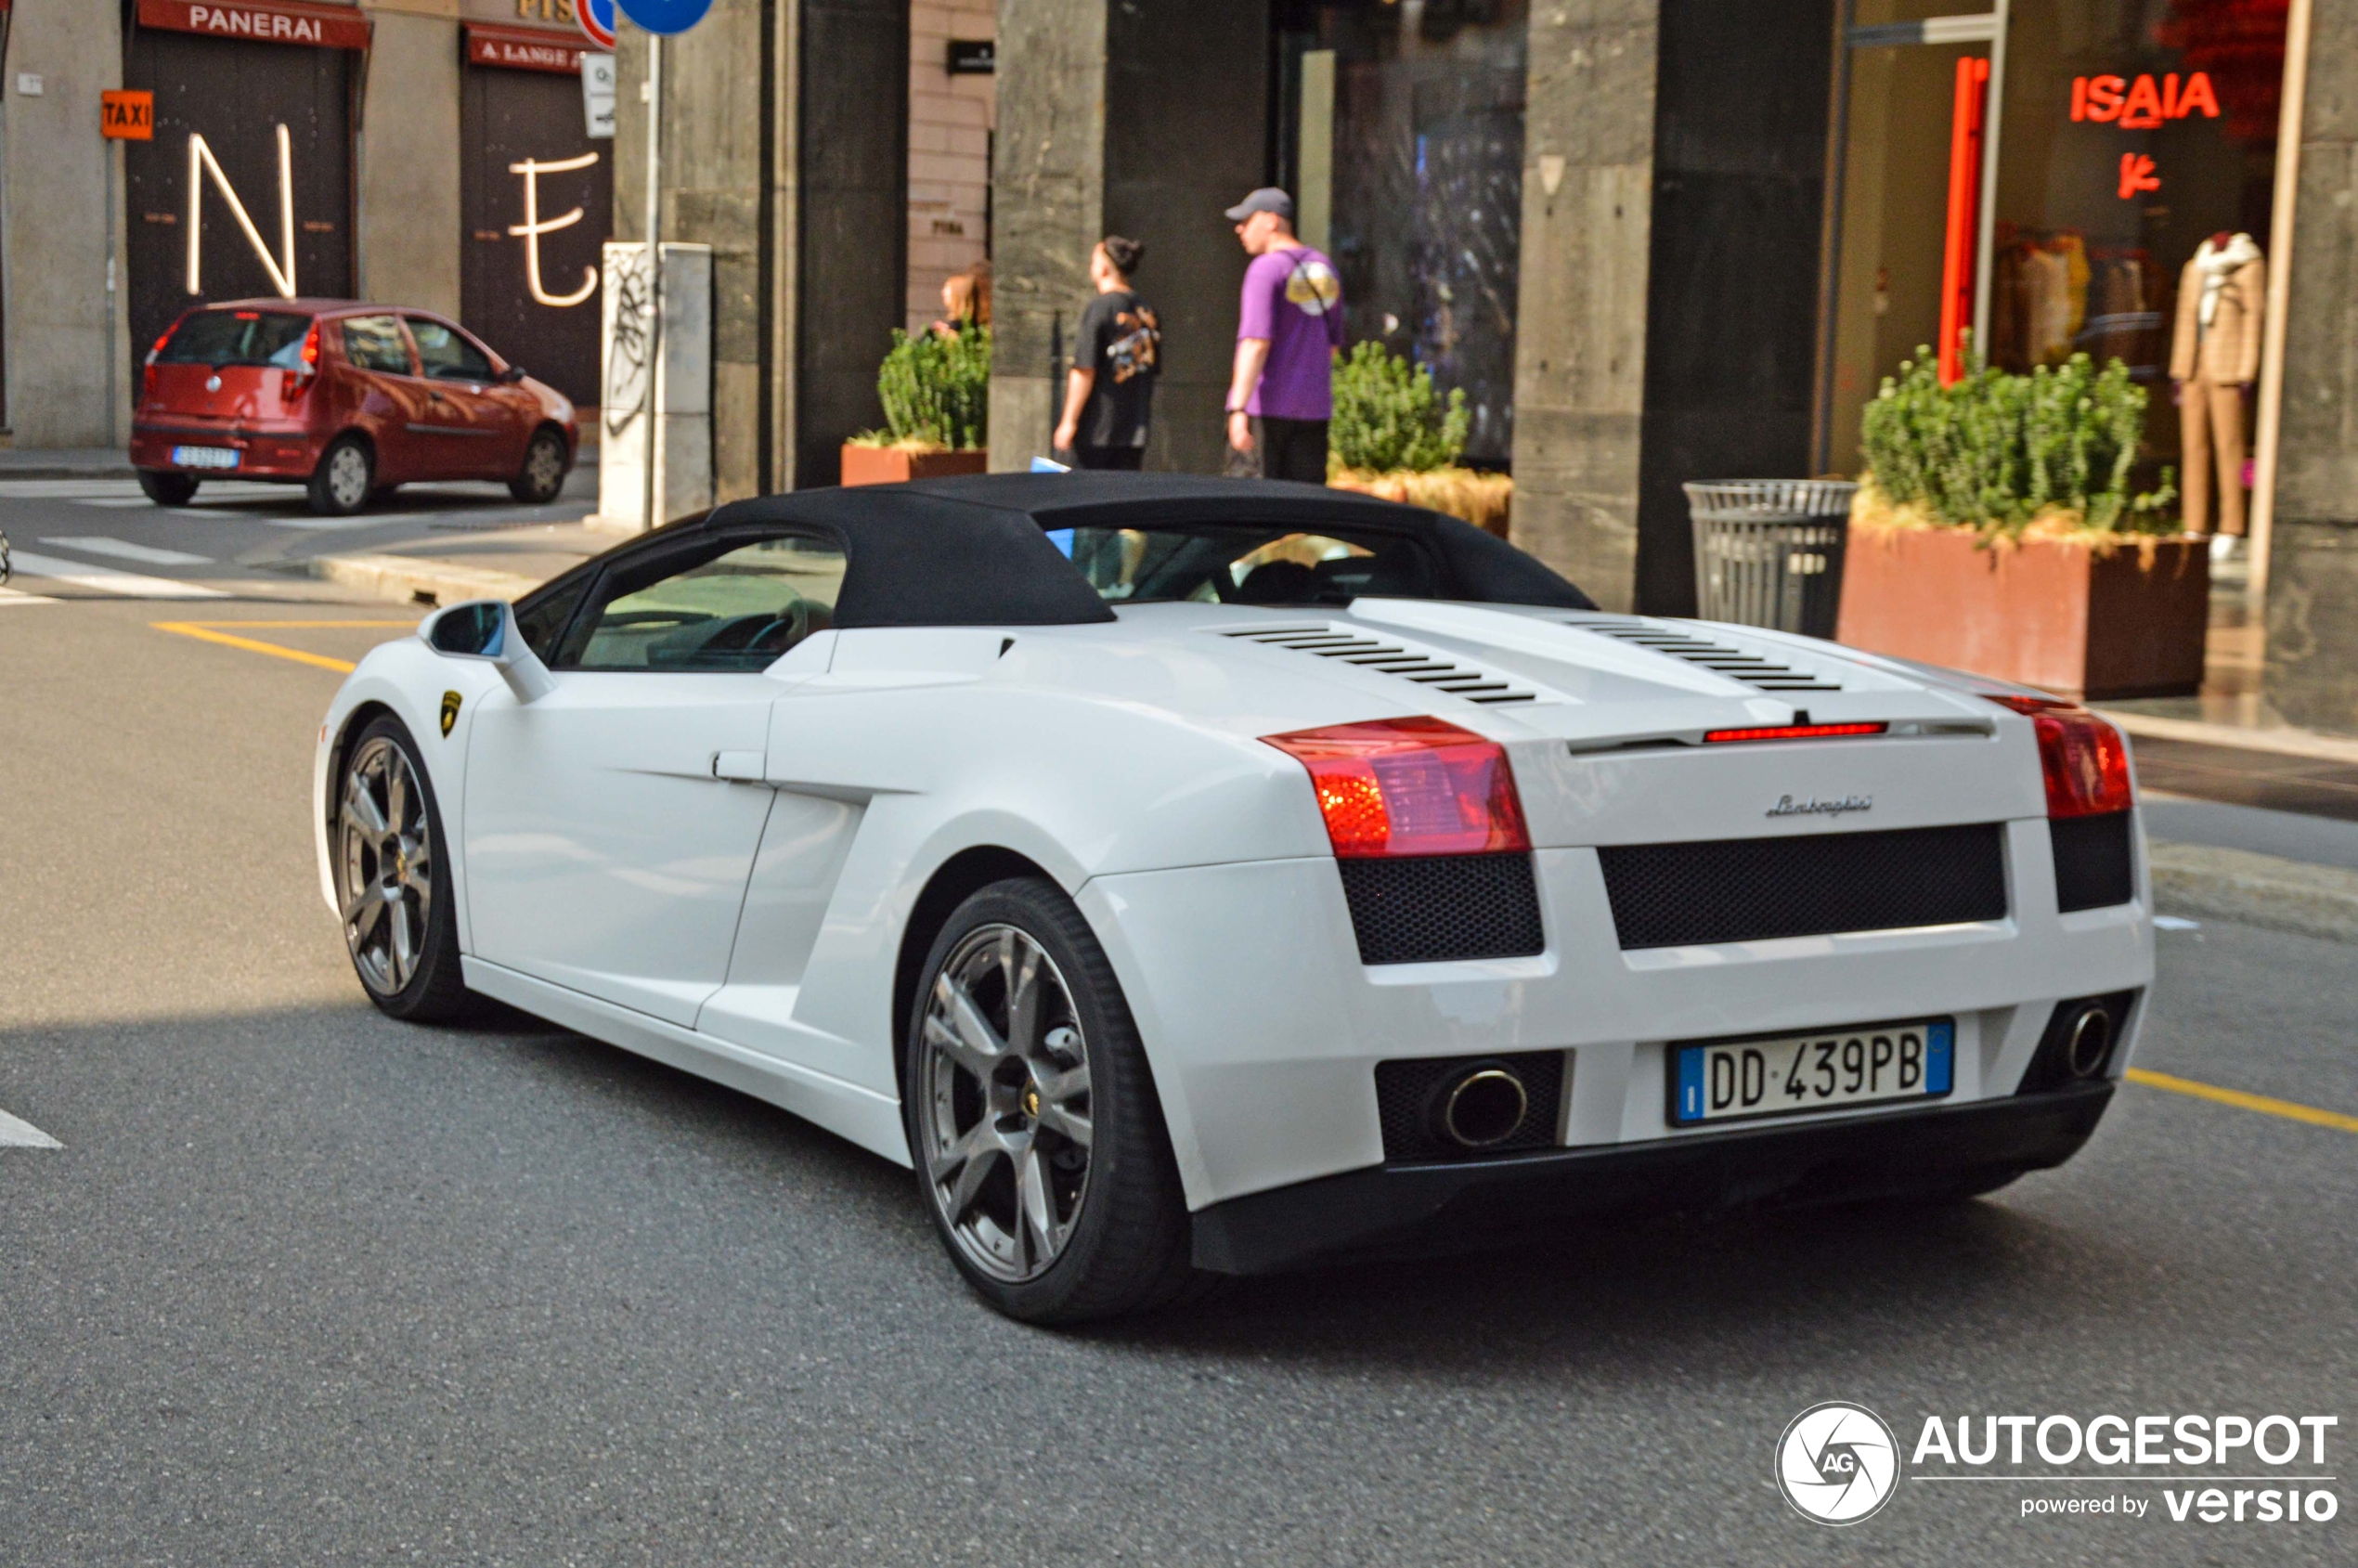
{"left": 1325, "top": 343, "right": 1511, "bottom": 537}
{"left": 841, "top": 324, "right": 991, "bottom": 486}
{"left": 1836, "top": 348, "right": 2203, "bottom": 702}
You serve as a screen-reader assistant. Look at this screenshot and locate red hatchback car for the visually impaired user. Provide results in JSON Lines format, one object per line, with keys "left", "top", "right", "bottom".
{"left": 131, "top": 300, "right": 578, "bottom": 516}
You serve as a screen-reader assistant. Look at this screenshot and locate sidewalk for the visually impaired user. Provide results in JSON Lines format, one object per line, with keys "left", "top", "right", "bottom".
{"left": 0, "top": 447, "right": 136, "bottom": 480}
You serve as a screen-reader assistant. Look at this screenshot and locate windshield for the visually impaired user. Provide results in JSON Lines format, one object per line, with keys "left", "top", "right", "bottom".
{"left": 157, "top": 310, "right": 313, "bottom": 369}
{"left": 1052, "top": 524, "right": 1441, "bottom": 606}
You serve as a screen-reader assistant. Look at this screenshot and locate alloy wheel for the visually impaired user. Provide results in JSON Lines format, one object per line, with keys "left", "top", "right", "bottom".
{"left": 917, "top": 925, "right": 1095, "bottom": 1283}
{"left": 336, "top": 735, "right": 433, "bottom": 997}
{"left": 525, "top": 435, "right": 564, "bottom": 495}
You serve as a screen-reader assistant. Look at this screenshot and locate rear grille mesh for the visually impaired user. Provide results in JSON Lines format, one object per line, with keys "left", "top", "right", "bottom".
{"left": 1337, "top": 852, "right": 1547, "bottom": 965}
{"left": 2051, "top": 811, "right": 2134, "bottom": 912}
{"left": 1598, "top": 823, "right": 2009, "bottom": 949}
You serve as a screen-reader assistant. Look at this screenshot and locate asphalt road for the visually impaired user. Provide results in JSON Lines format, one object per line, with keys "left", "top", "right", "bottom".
{"left": 1, "top": 592, "right": 2352, "bottom": 1566}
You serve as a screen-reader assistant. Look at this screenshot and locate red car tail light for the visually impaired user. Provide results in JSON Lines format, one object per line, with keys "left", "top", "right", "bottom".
{"left": 2030, "top": 707, "right": 2133, "bottom": 818}
{"left": 284, "top": 321, "right": 323, "bottom": 404}
{"left": 1703, "top": 721, "right": 1887, "bottom": 744}
{"left": 1263, "top": 717, "right": 1531, "bottom": 858}
{"left": 142, "top": 331, "right": 170, "bottom": 400}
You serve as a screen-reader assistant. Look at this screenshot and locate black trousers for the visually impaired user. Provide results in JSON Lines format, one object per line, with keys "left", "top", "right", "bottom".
{"left": 1254, "top": 417, "right": 1328, "bottom": 485}
{"left": 1068, "top": 445, "right": 1145, "bottom": 472}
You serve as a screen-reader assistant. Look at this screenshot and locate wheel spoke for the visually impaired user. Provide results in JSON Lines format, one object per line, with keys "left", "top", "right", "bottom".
{"left": 385, "top": 758, "right": 410, "bottom": 836}
{"left": 929, "top": 974, "right": 1005, "bottom": 1077}
{"left": 1005, "top": 941, "right": 1043, "bottom": 1056}
{"left": 345, "top": 887, "right": 387, "bottom": 945}
{"left": 342, "top": 770, "right": 389, "bottom": 840}
{"left": 939, "top": 1122, "right": 1004, "bottom": 1219}
{"left": 1036, "top": 1103, "right": 1092, "bottom": 1148}
{"left": 1014, "top": 1146, "right": 1057, "bottom": 1265}
{"left": 386, "top": 890, "right": 415, "bottom": 987}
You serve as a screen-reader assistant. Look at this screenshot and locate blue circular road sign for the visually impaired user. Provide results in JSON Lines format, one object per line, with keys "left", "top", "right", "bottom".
{"left": 615, "top": 0, "right": 714, "bottom": 35}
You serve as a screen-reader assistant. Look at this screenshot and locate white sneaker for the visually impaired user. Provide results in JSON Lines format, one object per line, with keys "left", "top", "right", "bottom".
{"left": 2209, "top": 534, "right": 2245, "bottom": 564}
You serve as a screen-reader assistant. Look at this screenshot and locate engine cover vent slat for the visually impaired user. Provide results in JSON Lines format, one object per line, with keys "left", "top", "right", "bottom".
{"left": 1220, "top": 625, "right": 1539, "bottom": 705}
{"left": 1573, "top": 617, "right": 1844, "bottom": 693}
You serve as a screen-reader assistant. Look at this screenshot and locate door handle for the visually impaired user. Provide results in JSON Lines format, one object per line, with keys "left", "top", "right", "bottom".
{"left": 711, "top": 749, "right": 766, "bottom": 783}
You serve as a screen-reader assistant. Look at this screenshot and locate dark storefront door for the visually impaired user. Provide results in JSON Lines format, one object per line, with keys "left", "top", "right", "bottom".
{"left": 123, "top": 27, "right": 354, "bottom": 386}
{"left": 460, "top": 63, "right": 612, "bottom": 408}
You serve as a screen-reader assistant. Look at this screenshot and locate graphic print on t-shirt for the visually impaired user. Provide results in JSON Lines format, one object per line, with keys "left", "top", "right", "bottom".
{"left": 1284, "top": 260, "right": 1341, "bottom": 317}
{"left": 1108, "top": 305, "right": 1160, "bottom": 383}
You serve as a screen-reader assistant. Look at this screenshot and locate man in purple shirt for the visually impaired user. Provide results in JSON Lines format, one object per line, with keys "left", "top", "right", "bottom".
{"left": 1223, "top": 188, "right": 1345, "bottom": 484}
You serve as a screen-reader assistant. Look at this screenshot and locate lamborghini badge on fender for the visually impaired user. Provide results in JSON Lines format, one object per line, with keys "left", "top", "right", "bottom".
{"left": 439, "top": 691, "right": 461, "bottom": 738}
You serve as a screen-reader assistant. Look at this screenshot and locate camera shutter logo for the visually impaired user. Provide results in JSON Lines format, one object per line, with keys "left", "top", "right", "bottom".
{"left": 1776, "top": 1402, "right": 1900, "bottom": 1525}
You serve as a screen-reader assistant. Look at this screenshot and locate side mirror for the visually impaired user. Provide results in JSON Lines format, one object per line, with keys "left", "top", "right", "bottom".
{"left": 422, "top": 599, "right": 556, "bottom": 703}
{"left": 498, "top": 364, "right": 528, "bottom": 384}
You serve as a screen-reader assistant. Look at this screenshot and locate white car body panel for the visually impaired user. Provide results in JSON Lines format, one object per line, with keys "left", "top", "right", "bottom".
{"left": 317, "top": 592, "right": 2155, "bottom": 1213}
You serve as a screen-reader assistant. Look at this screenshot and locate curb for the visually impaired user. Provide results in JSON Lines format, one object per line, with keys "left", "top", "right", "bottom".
{"left": 306, "top": 551, "right": 541, "bottom": 609}
{"left": 2148, "top": 841, "right": 2358, "bottom": 945}
{"left": 0, "top": 461, "right": 136, "bottom": 481}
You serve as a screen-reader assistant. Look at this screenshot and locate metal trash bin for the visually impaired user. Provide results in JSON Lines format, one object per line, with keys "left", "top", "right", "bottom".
{"left": 1682, "top": 480, "right": 1858, "bottom": 638}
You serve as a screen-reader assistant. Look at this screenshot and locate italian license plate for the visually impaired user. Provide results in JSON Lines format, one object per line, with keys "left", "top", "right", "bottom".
{"left": 1671, "top": 1018, "right": 1953, "bottom": 1126}
{"left": 171, "top": 446, "right": 239, "bottom": 470}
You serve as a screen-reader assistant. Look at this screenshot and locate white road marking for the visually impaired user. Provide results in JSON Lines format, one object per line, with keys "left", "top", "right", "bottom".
{"left": 43, "top": 535, "right": 214, "bottom": 566}
{"left": 0, "top": 480, "right": 144, "bottom": 499}
{"left": 256, "top": 513, "right": 436, "bottom": 531}
{"left": 2154, "top": 915, "right": 2203, "bottom": 931}
{"left": 0, "top": 584, "right": 64, "bottom": 605}
{"left": 0, "top": 1108, "right": 62, "bottom": 1148}
{"left": 4, "top": 550, "right": 228, "bottom": 599}
{"left": 72, "top": 496, "right": 168, "bottom": 509}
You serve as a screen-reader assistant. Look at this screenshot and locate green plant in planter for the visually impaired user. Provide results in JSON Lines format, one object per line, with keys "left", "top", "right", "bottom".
{"left": 1330, "top": 342, "right": 1471, "bottom": 473}
{"left": 861, "top": 324, "right": 991, "bottom": 450}
{"left": 1861, "top": 345, "right": 2176, "bottom": 534}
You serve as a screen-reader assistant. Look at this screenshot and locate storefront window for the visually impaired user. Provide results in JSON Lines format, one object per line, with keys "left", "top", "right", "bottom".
{"left": 1277, "top": 0, "right": 1527, "bottom": 466}
{"left": 1822, "top": 0, "right": 2287, "bottom": 490}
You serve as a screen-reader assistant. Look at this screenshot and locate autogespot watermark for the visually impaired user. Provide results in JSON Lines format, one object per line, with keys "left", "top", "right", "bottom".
{"left": 1777, "top": 1405, "right": 2342, "bottom": 1529}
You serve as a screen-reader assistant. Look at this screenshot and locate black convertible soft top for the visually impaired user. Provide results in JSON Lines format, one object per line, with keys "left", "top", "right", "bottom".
{"left": 661, "top": 473, "right": 1596, "bottom": 628}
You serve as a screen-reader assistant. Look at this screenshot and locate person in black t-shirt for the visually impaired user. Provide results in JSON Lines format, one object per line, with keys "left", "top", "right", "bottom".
{"left": 1053, "top": 236, "right": 1160, "bottom": 470}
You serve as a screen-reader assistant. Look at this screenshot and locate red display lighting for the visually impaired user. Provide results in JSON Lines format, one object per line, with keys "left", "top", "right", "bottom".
{"left": 1263, "top": 717, "right": 1531, "bottom": 859}
{"left": 1702, "top": 722, "right": 1888, "bottom": 745}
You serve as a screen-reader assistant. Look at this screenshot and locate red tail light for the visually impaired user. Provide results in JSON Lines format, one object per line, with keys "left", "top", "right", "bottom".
{"left": 1263, "top": 717, "right": 1531, "bottom": 858}
{"left": 2029, "top": 707, "right": 2132, "bottom": 817}
{"left": 284, "top": 322, "right": 322, "bottom": 404}
{"left": 1704, "top": 721, "right": 1887, "bottom": 744}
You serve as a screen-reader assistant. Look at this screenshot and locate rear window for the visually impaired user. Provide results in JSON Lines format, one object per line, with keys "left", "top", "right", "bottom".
{"left": 1056, "top": 524, "right": 1442, "bottom": 606}
{"left": 156, "top": 310, "right": 312, "bottom": 369}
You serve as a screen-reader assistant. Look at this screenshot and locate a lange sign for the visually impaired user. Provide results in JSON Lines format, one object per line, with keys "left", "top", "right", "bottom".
{"left": 135, "top": 0, "right": 374, "bottom": 53}
{"left": 467, "top": 23, "right": 589, "bottom": 75}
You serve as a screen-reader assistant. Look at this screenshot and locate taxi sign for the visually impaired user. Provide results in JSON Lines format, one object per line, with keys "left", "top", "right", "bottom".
{"left": 101, "top": 89, "right": 154, "bottom": 141}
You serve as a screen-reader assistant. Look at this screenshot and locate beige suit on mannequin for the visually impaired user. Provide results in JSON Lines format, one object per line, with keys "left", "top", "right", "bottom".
{"left": 2170, "top": 234, "right": 2265, "bottom": 538}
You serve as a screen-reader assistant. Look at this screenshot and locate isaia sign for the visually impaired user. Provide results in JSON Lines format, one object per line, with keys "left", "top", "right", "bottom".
{"left": 2070, "top": 71, "right": 2222, "bottom": 128}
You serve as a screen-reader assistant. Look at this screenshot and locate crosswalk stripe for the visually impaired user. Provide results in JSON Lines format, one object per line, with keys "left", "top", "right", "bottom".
{"left": 42, "top": 535, "right": 214, "bottom": 566}
{"left": 4, "top": 550, "right": 229, "bottom": 599}
{"left": 0, "top": 1108, "right": 63, "bottom": 1148}
{"left": 0, "top": 584, "right": 64, "bottom": 605}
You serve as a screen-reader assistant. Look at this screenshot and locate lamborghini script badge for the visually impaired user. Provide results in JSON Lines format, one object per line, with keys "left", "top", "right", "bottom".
{"left": 439, "top": 691, "right": 462, "bottom": 737}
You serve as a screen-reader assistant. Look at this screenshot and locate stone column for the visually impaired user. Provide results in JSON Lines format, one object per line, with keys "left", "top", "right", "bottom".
{"left": 990, "top": 0, "right": 1265, "bottom": 475}
{"left": 357, "top": 4, "right": 463, "bottom": 317}
{"left": 2266, "top": 0, "right": 2358, "bottom": 733}
{"left": 1509, "top": 2, "right": 1661, "bottom": 612}
{"left": 616, "top": 0, "right": 904, "bottom": 499}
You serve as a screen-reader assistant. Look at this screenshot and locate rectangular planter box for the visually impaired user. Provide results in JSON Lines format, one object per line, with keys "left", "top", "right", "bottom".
{"left": 1834, "top": 526, "right": 2209, "bottom": 701}
{"left": 839, "top": 445, "right": 989, "bottom": 486}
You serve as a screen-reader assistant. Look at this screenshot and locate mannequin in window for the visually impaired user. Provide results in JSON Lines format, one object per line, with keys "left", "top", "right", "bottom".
{"left": 2170, "top": 232, "right": 2264, "bottom": 550}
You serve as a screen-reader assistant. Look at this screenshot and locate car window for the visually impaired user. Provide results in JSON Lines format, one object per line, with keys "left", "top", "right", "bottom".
{"left": 342, "top": 316, "right": 413, "bottom": 375}
{"left": 157, "top": 310, "right": 313, "bottom": 368}
{"left": 1059, "top": 525, "right": 1440, "bottom": 605}
{"left": 408, "top": 318, "right": 495, "bottom": 383}
{"left": 555, "top": 534, "right": 849, "bottom": 672}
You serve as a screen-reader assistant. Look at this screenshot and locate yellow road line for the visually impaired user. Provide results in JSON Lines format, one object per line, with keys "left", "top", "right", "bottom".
{"left": 2126, "top": 1067, "right": 2358, "bottom": 1134}
{"left": 151, "top": 619, "right": 413, "bottom": 674}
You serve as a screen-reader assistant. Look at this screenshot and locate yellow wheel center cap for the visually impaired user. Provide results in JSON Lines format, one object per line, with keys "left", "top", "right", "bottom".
{"left": 1021, "top": 1083, "right": 1042, "bottom": 1120}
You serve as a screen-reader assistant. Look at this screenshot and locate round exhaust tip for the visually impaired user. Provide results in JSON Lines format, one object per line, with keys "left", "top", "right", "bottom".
{"left": 1438, "top": 1066, "right": 1530, "bottom": 1148}
{"left": 2065, "top": 1005, "right": 2115, "bottom": 1079}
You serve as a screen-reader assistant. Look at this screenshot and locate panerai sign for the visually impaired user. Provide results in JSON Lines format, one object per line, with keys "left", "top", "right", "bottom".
{"left": 135, "top": 1, "right": 373, "bottom": 53}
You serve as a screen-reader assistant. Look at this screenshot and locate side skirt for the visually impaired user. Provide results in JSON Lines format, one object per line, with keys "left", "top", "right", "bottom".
{"left": 460, "top": 957, "right": 913, "bottom": 1167}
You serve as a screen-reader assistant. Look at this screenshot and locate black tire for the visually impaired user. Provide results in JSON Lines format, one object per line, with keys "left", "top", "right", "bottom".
{"left": 904, "top": 876, "right": 1202, "bottom": 1324}
{"left": 509, "top": 427, "right": 570, "bottom": 503}
{"left": 137, "top": 470, "right": 200, "bottom": 506}
{"left": 330, "top": 716, "right": 472, "bottom": 1022}
{"left": 307, "top": 434, "right": 374, "bottom": 516}
{"left": 370, "top": 483, "right": 403, "bottom": 503}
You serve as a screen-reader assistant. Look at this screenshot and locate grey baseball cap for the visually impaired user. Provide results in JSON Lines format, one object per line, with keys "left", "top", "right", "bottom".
{"left": 1224, "top": 187, "right": 1294, "bottom": 223}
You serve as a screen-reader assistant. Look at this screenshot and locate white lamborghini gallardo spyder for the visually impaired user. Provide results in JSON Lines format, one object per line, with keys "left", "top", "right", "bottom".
{"left": 316, "top": 473, "right": 2153, "bottom": 1322}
